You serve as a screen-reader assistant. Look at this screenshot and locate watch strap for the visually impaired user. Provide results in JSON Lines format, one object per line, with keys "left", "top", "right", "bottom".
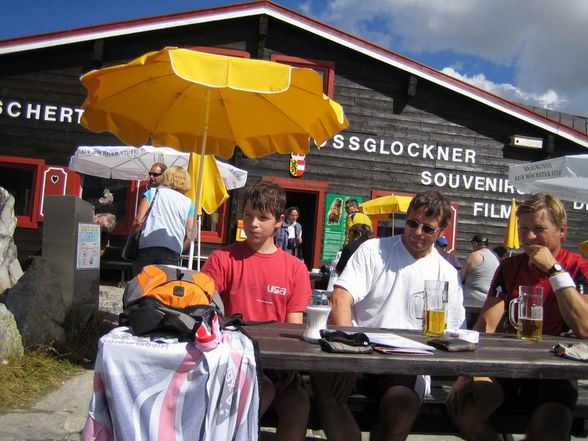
{"left": 548, "top": 262, "right": 563, "bottom": 276}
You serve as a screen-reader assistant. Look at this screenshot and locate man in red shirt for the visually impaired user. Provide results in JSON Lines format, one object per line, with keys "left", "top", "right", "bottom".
{"left": 448, "top": 193, "right": 588, "bottom": 441}
{"left": 202, "top": 180, "right": 311, "bottom": 441}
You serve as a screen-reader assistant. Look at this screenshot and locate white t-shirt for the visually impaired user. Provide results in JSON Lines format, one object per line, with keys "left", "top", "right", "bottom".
{"left": 336, "top": 235, "right": 465, "bottom": 330}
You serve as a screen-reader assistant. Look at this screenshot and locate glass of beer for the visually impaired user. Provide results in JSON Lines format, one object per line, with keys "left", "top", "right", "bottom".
{"left": 422, "top": 280, "right": 449, "bottom": 337}
{"left": 508, "top": 285, "right": 543, "bottom": 341}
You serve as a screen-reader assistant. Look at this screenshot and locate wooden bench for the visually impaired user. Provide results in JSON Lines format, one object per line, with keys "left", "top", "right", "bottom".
{"left": 261, "top": 378, "right": 588, "bottom": 438}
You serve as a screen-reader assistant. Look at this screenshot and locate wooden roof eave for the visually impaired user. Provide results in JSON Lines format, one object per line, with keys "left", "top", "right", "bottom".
{"left": 0, "top": 0, "right": 586, "bottom": 148}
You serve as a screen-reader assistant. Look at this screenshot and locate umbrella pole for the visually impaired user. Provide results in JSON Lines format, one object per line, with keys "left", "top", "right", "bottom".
{"left": 197, "top": 215, "right": 202, "bottom": 271}
{"left": 392, "top": 213, "right": 395, "bottom": 236}
{"left": 133, "top": 180, "right": 141, "bottom": 217}
{"left": 188, "top": 239, "right": 195, "bottom": 270}
{"left": 194, "top": 88, "right": 211, "bottom": 271}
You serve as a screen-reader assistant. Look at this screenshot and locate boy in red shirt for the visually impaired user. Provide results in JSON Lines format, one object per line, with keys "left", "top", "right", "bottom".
{"left": 202, "top": 180, "right": 311, "bottom": 440}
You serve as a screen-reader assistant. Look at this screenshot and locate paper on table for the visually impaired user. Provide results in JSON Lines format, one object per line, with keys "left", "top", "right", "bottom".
{"left": 373, "top": 346, "right": 433, "bottom": 355}
{"left": 365, "top": 332, "right": 436, "bottom": 353}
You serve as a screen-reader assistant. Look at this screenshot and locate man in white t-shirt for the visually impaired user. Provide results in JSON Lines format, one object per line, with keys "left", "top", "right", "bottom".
{"left": 312, "top": 190, "right": 465, "bottom": 441}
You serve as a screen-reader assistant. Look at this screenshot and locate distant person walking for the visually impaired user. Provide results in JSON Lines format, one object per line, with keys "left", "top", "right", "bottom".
{"left": 276, "top": 206, "right": 303, "bottom": 259}
{"left": 460, "top": 234, "right": 500, "bottom": 304}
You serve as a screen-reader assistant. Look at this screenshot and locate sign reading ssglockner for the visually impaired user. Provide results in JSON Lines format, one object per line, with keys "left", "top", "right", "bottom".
{"left": 330, "top": 133, "right": 523, "bottom": 219}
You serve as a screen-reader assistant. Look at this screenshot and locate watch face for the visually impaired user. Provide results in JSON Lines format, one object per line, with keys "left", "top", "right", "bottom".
{"left": 551, "top": 263, "right": 563, "bottom": 274}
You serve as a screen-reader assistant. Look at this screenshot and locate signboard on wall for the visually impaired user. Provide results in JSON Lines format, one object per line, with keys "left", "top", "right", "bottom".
{"left": 76, "top": 222, "right": 101, "bottom": 270}
{"left": 321, "top": 193, "right": 364, "bottom": 263}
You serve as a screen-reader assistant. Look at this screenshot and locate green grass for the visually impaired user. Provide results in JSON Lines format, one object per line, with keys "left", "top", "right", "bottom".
{"left": 0, "top": 349, "right": 82, "bottom": 411}
{"left": 0, "top": 309, "right": 117, "bottom": 411}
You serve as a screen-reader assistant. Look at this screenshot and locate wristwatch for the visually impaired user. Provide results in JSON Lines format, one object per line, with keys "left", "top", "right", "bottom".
{"left": 548, "top": 262, "right": 564, "bottom": 276}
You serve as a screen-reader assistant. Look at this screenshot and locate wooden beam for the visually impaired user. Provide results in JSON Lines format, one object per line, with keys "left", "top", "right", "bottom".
{"left": 255, "top": 15, "right": 269, "bottom": 60}
{"left": 407, "top": 74, "right": 418, "bottom": 97}
{"left": 544, "top": 133, "right": 555, "bottom": 159}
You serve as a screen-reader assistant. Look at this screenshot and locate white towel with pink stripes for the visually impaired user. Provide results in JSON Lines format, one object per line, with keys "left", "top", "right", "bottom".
{"left": 82, "top": 326, "right": 259, "bottom": 441}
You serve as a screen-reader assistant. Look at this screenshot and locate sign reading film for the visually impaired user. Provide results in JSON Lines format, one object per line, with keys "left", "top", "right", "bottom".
{"left": 321, "top": 193, "right": 363, "bottom": 263}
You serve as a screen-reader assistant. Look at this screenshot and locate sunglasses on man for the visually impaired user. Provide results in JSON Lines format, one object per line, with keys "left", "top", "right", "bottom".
{"left": 149, "top": 172, "right": 162, "bottom": 177}
{"left": 405, "top": 218, "right": 438, "bottom": 235}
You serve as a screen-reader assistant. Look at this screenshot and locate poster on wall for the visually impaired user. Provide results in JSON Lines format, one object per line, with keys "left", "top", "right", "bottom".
{"left": 321, "top": 193, "right": 364, "bottom": 263}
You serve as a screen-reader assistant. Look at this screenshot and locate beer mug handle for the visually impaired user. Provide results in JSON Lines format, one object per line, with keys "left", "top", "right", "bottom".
{"left": 508, "top": 297, "right": 520, "bottom": 329}
{"left": 410, "top": 292, "right": 424, "bottom": 320}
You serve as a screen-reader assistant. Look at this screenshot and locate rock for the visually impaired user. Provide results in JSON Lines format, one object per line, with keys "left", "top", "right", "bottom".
{"left": 0, "top": 187, "right": 23, "bottom": 296}
{"left": 0, "top": 303, "right": 24, "bottom": 359}
{"left": 4, "top": 257, "right": 66, "bottom": 350}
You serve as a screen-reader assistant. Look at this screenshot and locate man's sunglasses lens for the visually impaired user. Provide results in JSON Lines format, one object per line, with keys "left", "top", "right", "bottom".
{"left": 405, "top": 219, "right": 436, "bottom": 234}
{"left": 149, "top": 172, "right": 162, "bottom": 177}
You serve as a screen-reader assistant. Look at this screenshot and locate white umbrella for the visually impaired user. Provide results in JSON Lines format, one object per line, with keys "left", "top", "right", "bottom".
{"left": 68, "top": 145, "right": 248, "bottom": 190}
{"left": 69, "top": 145, "right": 248, "bottom": 269}
{"left": 508, "top": 154, "right": 588, "bottom": 203}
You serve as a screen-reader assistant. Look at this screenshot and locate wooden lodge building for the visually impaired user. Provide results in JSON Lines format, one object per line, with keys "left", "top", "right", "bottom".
{"left": 1, "top": 0, "right": 588, "bottom": 272}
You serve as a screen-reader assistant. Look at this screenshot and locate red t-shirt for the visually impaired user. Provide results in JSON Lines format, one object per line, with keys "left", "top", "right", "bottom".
{"left": 202, "top": 242, "right": 311, "bottom": 322}
{"left": 488, "top": 248, "right": 588, "bottom": 335}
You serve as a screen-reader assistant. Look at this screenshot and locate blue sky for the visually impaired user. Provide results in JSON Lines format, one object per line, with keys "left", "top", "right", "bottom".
{"left": 2, "top": 0, "right": 587, "bottom": 117}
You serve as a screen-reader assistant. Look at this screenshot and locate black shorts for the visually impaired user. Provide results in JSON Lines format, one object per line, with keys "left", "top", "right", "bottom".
{"left": 358, "top": 374, "right": 427, "bottom": 402}
{"left": 132, "top": 246, "right": 181, "bottom": 276}
{"left": 496, "top": 378, "right": 578, "bottom": 412}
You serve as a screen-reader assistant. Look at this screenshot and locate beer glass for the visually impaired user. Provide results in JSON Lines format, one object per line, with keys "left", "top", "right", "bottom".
{"left": 508, "top": 286, "right": 543, "bottom": 341}
{"left": 303, "top": 304, "right": 331, "bottom": 343}
{"left": 422, "top": 280, "right": 449, "bottom": 337}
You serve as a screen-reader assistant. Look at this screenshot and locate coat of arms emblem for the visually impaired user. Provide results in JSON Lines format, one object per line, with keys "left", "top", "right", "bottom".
{"left": 289, "top": 153, "right": 306, "bottom": 177}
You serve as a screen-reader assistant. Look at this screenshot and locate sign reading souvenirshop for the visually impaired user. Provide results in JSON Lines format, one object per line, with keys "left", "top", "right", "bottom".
{"left": 321, "top": 193, "right": 364, "bottom": 263}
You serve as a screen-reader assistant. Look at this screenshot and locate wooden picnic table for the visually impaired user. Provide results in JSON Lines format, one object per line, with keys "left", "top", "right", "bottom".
{"left": 246, "top": 322, "right": 587, "bottom": 380}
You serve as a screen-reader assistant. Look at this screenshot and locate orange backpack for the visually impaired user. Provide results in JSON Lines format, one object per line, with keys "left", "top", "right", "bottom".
{"left": 120, "top": 264, "right": 222, "bottom": 341}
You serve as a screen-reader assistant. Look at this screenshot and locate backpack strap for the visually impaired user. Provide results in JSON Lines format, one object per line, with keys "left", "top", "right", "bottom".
{"left": 222, "top": 313, "right": 277, "bottom": 328}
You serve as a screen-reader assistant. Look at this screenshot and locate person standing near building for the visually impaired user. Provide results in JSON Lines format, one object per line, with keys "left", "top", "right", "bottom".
{"left": 94, "top": 212, "right": 116, "bottom": 257}
{"left": 344, "top": 199, "right": 372, "bottom": 243}
{"left": 448, "top": 193, "right": 588, "bottom": 441}
{"left": 460, "top": 234, "right": 500, "bottom": 305}
{"left": 131, "top": 166, "right": 194, "bottom": 276}
{"left": 435, "top": 236, "right": 461, "bottom": 270}
{"left": 492, "top": 245, "right": 508, "bottom": 260}
{"left": 276, "top": 206, "right": 303, "bottom": 259}
{"left": 335, "top": 223, "right": 373, "bottom": 275}
{"left": 313, "top": 190, "right": 464, "bottom": 441}
{"left": 202, "top": 181, "right": 311, "bottom": 441}
{"left": 147, "top": 162, "right": 167, "bottom": 189}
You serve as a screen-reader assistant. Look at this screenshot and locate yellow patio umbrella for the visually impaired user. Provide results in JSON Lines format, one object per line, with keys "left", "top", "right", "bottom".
{"left": 80, "top": 47, "right": 349, "bottom": 269}
{"left": 186, "top": 153, "right": 229, "bottom": 214}
{"left": 359, "top": 195, "right": 413, "bottom": 221}
{"left": 186, "top": 152, "right": 229, "bottom": 268}
{"left": 504, "top": 198, "right": 520, "bottom": 250}
{"left": 359, "top": 194, "right": 413, "bottom": 236}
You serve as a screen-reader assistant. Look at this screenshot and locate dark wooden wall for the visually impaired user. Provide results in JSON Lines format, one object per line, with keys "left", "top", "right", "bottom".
{"left": 1, "top": 14, "right": 587, "bottom": 264}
